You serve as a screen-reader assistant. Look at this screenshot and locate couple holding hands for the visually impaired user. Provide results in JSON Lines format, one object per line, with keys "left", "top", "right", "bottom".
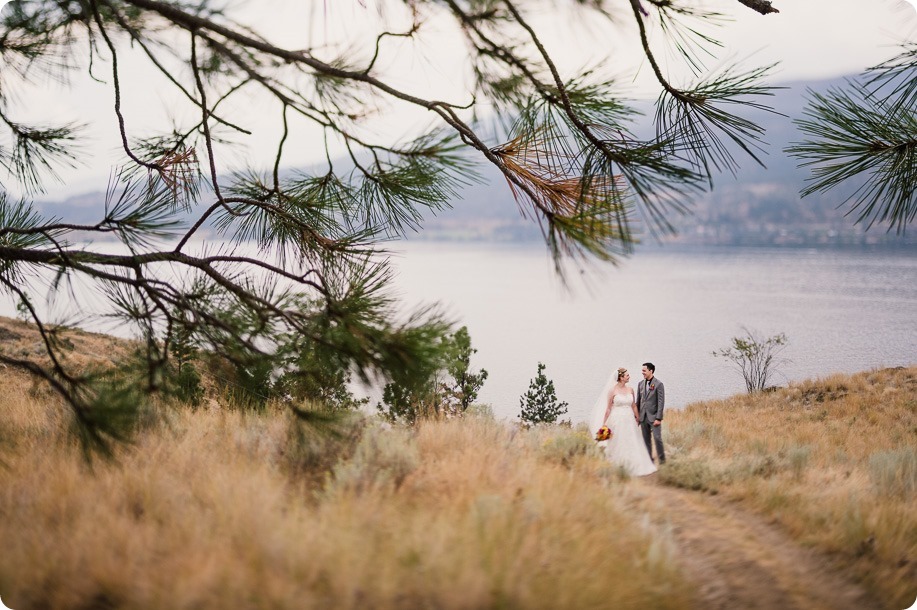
{"left": 592, "top": 362, "right": 665, "bottom": 477}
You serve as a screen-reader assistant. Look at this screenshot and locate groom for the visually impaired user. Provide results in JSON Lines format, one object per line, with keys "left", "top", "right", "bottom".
{"left": 637, "top": 362, "right": 665, "bottom": 464}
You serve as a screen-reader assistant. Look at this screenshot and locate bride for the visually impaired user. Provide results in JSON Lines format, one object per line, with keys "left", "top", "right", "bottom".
{"left": 591, "top": 367, "right": 657, "bottom": 476}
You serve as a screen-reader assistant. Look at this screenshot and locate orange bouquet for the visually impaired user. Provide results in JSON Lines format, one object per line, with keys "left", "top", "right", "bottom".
{"left": 595, "top": 425, "right": 612, "bottom": 441}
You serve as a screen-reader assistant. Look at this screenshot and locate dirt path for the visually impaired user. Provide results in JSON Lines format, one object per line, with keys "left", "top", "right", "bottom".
{"left": 626, "top": 477, "right": 884, "bottom": 610}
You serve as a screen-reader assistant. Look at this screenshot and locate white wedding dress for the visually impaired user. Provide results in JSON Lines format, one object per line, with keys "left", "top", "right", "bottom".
{"left": 600, "top": 393, "right": 657, "bottom": 476}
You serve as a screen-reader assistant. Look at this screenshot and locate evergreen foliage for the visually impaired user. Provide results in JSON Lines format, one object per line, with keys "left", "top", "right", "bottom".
{"left": 440, "top": 326, "right": 489, "bottom": 415}
{"left": 789, "top": 43, "right": 917, "bottom": 231}
{"left": 274, "top": 344, "right": 370, "bottom": 412}
{"left": 519, "top": 362, "right": 569, "bottom": 426}
{"left": 378, "top": 326, "right": 488, "bottom": 424}
{"left": 167, "top": 320, "right": 204, "bottom": 407}
{"left": 377, "top": 379, "right": 439, "bottom": 427}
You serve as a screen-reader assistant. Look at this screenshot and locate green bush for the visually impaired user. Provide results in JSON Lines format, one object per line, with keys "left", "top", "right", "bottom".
{"left": 869, "top": 447, "right": 917, "bottom": 499}
{"left": 328, "top": 425, "right": 419, "bottom": 494}
{"left": 274, "top": 335, "right": 370, "bottom": 412}
{"left": 167, "top": 321, "right": 204, "bottom": 406}
{"left": 538, "top": 427, "right": 600, "bottom": 467}
{"left": 282, "top": 408, "right": 364, "bottom": 483}
{"left": 377, "top": 326, "right": 488, "bottom": 424}
{"left": 657, "top": 459, "right": 718, "bottom": 492}
{"left": 786, "top": 444, "right": 812, "bottom": 480}
{"left": 172, "top": 363, "right": 204, "bottom": 406}
{"left": 667, "top": 420, "right": 729, "bottom": 452}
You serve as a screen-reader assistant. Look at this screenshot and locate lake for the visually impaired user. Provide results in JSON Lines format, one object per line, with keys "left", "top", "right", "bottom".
{"left": 5, "top": 241, "right": 915, "bottom": 424}
{"left": 384, "top": 242, "right": 917, "bottom": 423}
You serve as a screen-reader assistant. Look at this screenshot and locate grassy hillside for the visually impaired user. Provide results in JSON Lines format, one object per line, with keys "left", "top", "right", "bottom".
{"left": 661, "top": 367, "right": 917, "bottom": 607}
{"left": 0, "top": 317, "right": 913, "bottom": 608}
{"left": 0, "top": 386, "right": 690, "bottom": 609}
{"left": 0, "top": 317, "right": 689, "bottom": 609}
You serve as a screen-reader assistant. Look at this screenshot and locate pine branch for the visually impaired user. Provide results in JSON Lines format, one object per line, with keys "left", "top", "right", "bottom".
{"left": 789, "top": 80, "right": 917, "bottom": 232}
{"left": 733, "top": 0, "right": 780, "bottom": 15}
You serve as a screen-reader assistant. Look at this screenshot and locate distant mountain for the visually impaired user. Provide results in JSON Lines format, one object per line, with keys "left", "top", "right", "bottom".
{"left": 418, "top": 75, "right": 916, "bottom": 248}
{"left": 37, "top": 190, "right": 113, "bottom": 226}
{"left": 33, "top": 75, "right": 916, "bottom": 248}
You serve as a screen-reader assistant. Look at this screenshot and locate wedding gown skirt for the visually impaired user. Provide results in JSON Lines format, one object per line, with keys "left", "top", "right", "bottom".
{"left": 601, "top": 394, "right": 657, "bottom": 476}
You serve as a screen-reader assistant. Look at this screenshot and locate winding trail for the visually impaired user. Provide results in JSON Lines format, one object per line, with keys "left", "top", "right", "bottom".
{"left": 626, "top": 477, "right": 884, "bottom": 610}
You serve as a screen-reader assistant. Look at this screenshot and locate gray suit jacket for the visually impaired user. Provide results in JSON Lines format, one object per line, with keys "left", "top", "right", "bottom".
{"left": 636, "top": 377, "right": 665, "bottom": 423}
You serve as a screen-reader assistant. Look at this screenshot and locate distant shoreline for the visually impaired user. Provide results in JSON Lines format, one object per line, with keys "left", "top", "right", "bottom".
{"left": 403, "top": 233, "right": 917, "bottom": 251}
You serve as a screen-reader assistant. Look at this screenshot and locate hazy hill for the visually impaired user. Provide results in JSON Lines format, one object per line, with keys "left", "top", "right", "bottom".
{"left": 419, "top": 75, "right": 916, "bottom": 247}
{"left": 34, "top": 75, "right": 916, "bottom": 248}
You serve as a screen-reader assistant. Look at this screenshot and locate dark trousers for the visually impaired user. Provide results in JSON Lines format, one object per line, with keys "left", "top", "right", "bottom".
{"left": 641, "top": 420, "right": 665, "bottom": 463}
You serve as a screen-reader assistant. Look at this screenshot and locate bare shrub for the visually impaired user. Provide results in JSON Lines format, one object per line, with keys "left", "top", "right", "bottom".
{"left": 713, "top": 327, "right": 789, "bottom": 393}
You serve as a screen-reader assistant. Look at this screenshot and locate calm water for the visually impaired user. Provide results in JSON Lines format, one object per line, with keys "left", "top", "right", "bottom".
{"left": 385, "top": 243, "right": 917, "bottom": 423}
{"left": 6, "top": 242, "right": 915, "bottom": 424}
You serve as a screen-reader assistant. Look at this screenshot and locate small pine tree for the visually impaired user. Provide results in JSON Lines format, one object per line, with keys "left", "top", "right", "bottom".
{"left": 378, "top": 326, "right": 488, "bottom": 424}
{"left": 274, "top": 341, "right": 369, "bottom": 412}
{"left": 376, "top": 380, "right": 438, "bottom": 426}
{"left": 168, "top": 322, "right": 204, "bottom": 406}
{"left": 15, "top": 294, "right": 31, "bottom": 322}
{"left": 441, "top": 326, "right": 488, "bottom": 415}
{"left": 376, "top": 346, "right": 445, "bottom": 425}
{"left": 519, "top": 362, "right": 569, "bottom": 426}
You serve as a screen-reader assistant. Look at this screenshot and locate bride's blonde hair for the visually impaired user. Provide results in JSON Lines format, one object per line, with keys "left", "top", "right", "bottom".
{"left": 616, "top": 367, "right": 628, "bottom": 382}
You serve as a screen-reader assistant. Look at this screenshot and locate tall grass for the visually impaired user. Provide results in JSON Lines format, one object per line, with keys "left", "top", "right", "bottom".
{"left": 869, "top": 447, "right": 917, "bottom": 499}
{"left": 662, "top": 366, "right": 917, "bottom": 609}
{"left": 0, "top": 370, "right": 690, "bottom": 609}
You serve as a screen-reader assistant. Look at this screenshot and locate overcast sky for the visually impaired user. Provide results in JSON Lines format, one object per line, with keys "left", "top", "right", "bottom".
{"left": 3, "top": 0, "right": 916, "bottom": 201}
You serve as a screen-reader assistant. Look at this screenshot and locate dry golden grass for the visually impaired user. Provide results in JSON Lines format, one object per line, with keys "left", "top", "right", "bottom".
{"left": 662, "top": 366, "right": 917, "bottom": 609}
{"left": 2, "top": 314, "right": 912, "bottom": 608}
{"left": 0, "top": 317, "right": 132, "bottom": 372}
{"left": 0, "top": 370, "right": 690, "bottom": 609}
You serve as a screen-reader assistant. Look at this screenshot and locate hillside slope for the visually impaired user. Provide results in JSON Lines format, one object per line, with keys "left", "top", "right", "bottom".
{"left": 0, "top": 317, "right": 912, "bottom": 609}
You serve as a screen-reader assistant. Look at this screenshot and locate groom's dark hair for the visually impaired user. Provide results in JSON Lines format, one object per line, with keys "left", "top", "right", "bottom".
{"left": 643, "top": 362, "right": 655, "bottom": 372}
